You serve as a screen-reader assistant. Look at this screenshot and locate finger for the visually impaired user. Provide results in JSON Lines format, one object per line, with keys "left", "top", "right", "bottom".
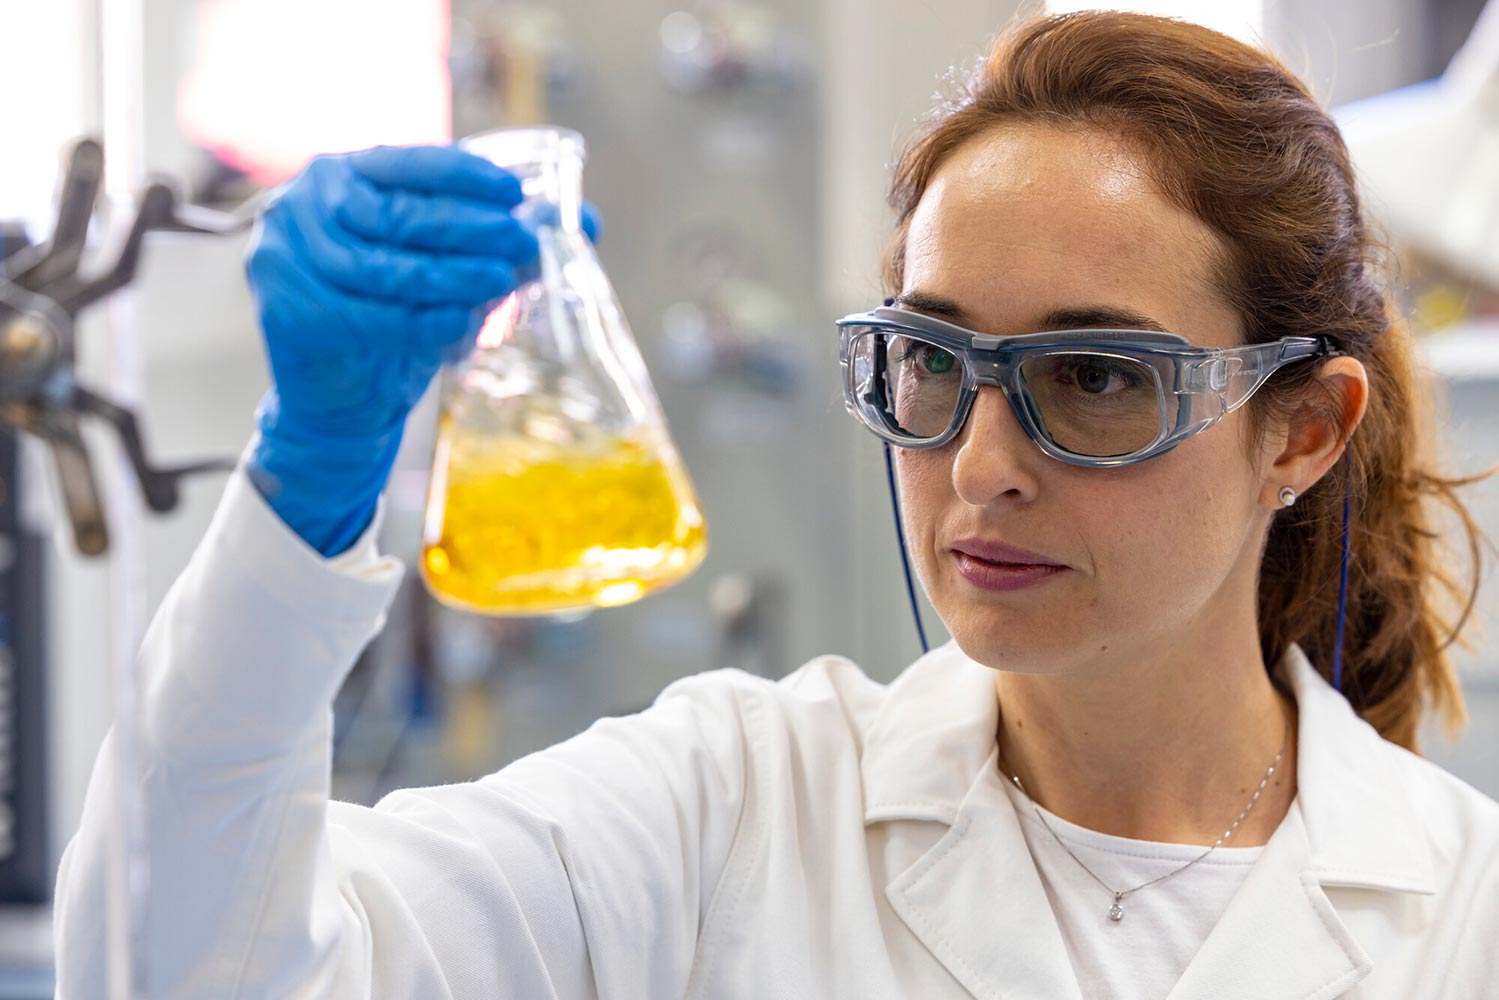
{"left": 282, "top": 162, "right": 519, "bottom": 306}
{"left": 348, "top": 145, "right": 524, "bottom": 206}
{"left": 414, "top": 303, "right": 487, "bottom": 360}
{"left": 335, "top": 176, "right": 540, "bottom": 259}
{"left": 517, "top": 200, "right": 601, "bottom": 244}
{"left": 581, "top": 200, "right": 603, "bottom": 245}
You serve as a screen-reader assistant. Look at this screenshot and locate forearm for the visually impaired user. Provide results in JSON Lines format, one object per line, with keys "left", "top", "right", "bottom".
{"left": 52, "top": 467, "right": 402, "bottom": 998}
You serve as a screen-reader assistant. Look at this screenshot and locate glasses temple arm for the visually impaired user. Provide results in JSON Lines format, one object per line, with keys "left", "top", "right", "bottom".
{"left": 1216, "top": 338, "right": 1335, "bottom": 413}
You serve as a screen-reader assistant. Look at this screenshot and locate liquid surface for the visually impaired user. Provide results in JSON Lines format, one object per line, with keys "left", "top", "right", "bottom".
{"left": 422, "top": 427, "right": 708, "bottom": 615}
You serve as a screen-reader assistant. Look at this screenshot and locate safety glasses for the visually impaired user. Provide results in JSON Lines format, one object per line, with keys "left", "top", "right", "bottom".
{"left": 838, "top": 306, "right": 1337, "bottom": 467}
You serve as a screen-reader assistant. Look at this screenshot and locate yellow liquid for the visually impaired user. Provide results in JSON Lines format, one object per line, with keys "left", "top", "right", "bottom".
{"left": 421, "top": 426, "right": 708, "bottom": 615}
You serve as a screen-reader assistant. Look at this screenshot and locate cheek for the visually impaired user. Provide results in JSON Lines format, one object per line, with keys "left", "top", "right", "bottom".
{"left": 893, "top": 449, "right": 952, "bottom": 548}
{"left": 894, "top": 449, "right": 949, "bottom": 504}
{"left": 1082, "top": 485, "right": 1198, "bottom": 604}
{"left": 1083, "top": 443, "right": 1261, "bottom": 615}
{"left": 889, "top": 449, "right": 958, "bottom": 593}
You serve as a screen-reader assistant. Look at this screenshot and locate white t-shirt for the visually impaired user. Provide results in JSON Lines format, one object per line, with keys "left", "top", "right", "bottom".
{"left": 1002, "top": 777, "right": 1272, "bottom": 999}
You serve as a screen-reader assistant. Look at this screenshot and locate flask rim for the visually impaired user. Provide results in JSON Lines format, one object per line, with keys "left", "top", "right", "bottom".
{"left": 460, "top": 126, "right": 586, "bottom": 168}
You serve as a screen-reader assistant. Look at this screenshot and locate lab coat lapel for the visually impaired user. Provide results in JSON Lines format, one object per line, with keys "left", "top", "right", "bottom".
{"left": 885, "top": 747, "right": 1086, "bottom": 1000}
{"left": 1168, "top": 645, "right": 1436, "bottom": 999}
{"left": 1164, "top": 802, "right": 1370, "bottom": 999}
{"left": 860, "top": 642, "right": 1435, "bottom": 1000}
{"left": 862, "top": 643, "right": 1084, "bottom": 1000}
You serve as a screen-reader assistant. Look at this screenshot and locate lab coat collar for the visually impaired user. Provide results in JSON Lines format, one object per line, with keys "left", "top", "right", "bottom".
{"left": 861, "top": 640, "right": 1436, "bottom": 1000}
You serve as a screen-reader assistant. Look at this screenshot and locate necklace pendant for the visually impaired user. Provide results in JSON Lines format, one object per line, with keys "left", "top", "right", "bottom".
{"left": 1108, "top": 894, "right": 1125, "bottom": 922}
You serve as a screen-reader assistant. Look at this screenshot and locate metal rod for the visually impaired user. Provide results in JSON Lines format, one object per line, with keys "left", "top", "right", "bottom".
{"left": 99, "top": 0, "right": 150, "bottom": 992}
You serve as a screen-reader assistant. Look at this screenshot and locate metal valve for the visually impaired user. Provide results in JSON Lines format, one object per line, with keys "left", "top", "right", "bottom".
{"left": 0, "top": 138, "right": 258, "bottom": 555}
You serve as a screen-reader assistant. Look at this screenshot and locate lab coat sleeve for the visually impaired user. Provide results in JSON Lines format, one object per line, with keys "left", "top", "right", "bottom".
{"left": 52, "top": 466, "right": 754, "bottom": 1000}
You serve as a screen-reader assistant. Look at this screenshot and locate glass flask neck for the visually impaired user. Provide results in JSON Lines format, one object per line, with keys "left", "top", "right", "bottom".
{"left": 462, "top": 126, "right": 584, "bottom": 234}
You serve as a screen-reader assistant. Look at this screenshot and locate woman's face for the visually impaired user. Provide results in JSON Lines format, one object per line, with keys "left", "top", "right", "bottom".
{"left": 897, "top": 124, "right": 1277, "bottom": 676}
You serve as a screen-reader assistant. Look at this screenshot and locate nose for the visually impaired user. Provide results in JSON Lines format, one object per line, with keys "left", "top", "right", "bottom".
{"left": 950, "top": 385, "right": 1042, "bottom": 507}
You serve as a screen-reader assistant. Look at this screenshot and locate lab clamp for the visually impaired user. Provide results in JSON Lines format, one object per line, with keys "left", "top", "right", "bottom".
{"left": 0, "top": 139, "right": 250, "bottom": 555}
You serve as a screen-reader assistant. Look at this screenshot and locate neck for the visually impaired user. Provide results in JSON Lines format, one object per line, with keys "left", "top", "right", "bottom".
{"left": 993, "top": 612, "right": 1298, "bottom": 847}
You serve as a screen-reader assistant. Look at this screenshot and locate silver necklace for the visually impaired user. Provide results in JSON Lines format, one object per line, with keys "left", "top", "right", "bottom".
{"left": 1001, "top": 712, "right": 1288, "bottom": 923}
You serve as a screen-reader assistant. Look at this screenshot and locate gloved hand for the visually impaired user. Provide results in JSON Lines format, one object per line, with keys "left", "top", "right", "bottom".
{"left": 244, "top": 144, "right": 600, "bottom": 557}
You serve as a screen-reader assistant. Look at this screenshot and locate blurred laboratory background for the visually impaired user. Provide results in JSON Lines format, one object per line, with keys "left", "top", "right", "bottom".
{"left": 2, "top": 0, "right": 1498, "bottom": 994}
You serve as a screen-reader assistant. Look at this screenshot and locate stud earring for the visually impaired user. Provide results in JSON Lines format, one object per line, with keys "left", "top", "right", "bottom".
{"left": 1279, "top": 486, "right": 1297, "bottom": 507}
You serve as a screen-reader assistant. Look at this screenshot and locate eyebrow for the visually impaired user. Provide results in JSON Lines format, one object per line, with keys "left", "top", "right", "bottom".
{"left": 893, "top": 290, "right": 1171, "bottom": 334}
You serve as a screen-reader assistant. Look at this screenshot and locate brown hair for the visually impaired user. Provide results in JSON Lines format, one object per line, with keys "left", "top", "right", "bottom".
{"left": 882, "top": 10, "right": 1490, "bottom": 751}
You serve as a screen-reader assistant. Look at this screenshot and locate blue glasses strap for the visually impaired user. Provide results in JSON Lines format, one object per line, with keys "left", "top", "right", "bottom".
{"left": 884, "top": 442, "right": 930, "bottom": 655}
{"left": 1333, "top": 454, "right": 1352, "bottom": 693}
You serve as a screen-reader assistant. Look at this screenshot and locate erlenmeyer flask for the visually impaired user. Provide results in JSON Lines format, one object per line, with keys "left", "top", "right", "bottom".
{"left": 421, "top": 126, "right": 708, "bottom": 615}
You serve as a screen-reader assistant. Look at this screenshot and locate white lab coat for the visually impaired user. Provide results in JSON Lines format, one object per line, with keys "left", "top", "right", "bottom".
{"left": 53, "top": 468, "right": 1499, "bottom": 999}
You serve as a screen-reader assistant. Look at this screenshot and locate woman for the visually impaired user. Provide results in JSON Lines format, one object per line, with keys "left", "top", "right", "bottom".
{"left": 55, "top": 11, "right": 1498, "bottom": 999}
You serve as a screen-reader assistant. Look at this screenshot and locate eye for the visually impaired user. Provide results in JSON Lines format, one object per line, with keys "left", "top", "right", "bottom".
{"left": 896, "top": 341, "right": 958, "bottom": 376}
{"left": 922, "top": 347, "right": 956, "bottom": 375}
{"left": 1065, "top": 357, "right": 1143, "bottom": 396}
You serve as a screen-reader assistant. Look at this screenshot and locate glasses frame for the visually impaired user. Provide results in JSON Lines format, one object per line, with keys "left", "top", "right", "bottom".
{"left": 837, "top": 306, "right": 1338, "bottom": 468}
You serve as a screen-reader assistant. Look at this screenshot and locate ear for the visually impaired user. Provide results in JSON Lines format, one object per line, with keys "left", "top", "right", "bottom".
{"left": 1262, "top": 357, "right": 1369, "bottom": 509}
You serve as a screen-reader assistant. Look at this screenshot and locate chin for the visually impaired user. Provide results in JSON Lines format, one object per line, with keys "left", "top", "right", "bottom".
{"left": 941, "top": 614, "right": 1072, "bottom": 675}
{"left": 925, "top": 556, "right": 1089, "bottom": 661}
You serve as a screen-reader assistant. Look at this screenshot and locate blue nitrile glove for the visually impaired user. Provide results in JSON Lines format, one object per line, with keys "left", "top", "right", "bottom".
{"left": 243, "top": 144, "right": 601, "bottom": 557}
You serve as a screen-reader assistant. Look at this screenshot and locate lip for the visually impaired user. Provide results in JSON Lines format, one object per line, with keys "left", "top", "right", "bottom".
{"left": 950, "top": 537, "right": 1066, "bottom": 567}
{"left": 949, "top": 537, "right": 1069, "bottom": 593}
{"left": 952, "top": 552, "right": 1068, "bottom": 592}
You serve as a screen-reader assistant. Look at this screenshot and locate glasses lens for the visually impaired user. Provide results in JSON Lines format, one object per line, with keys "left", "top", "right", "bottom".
{"left": 850, "top": 331, "right": 963, "bottom": 441}
{"left": 1018, "top": 352, "right": 1164, "bottom": 457}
